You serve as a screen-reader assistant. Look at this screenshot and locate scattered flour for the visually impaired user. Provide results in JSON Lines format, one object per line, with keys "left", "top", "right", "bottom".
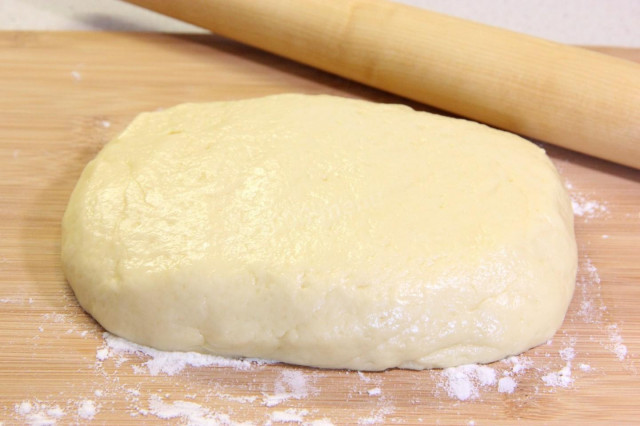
{"left": 16, "top": 401, "right": 32, "bottom": 415}
{"left": 14, "top": 401, "right": 66, "bottom": 425}
{"left": 269, "top": 408, "right": 309, "bottom": 423}
{"left": 144, "top": 394, "right": 234, "bottom": 425}
{"left": 438, "top": 339, "right": 581, "bottom": 399}
{"left": 606, "top": 324, "right": 628, "bottom": 360}
{"left": 560, "top": 346, "right": 576, "bottom": 362}
{"left": 98, "top": 332, "right": 274, "bottom": 375}
{"left": 503, "top": 356, "right": 533, "bottom": 375}
{"left": 78, "top": 400, "right": 97, "bottom": 420}
{"left": 571, "top": 198, "right": 607, "bottom": 218}
{"left": 497, "top": 377, "right": 517, "bottom": 394}
{"left": 95, "top": 347, "right": 109, "bottom": 361}
{"left": 568, "top": 186, "right": 608, "bottom": 219}
{"left": 367, "top": 388, "right": 381, "bottom": 396}
{"left": 46, "top": 406, "right": 65, "bottom": 419}
{"left": 575, "top": 258, "right": 629, "bottom": 360}
{"left": 263, "top": 370, "right": 312, "bottom": 407}
{"left": 357, "top": 406, "right": 394, "bottom": 425}
{"left": 126, "top": 388, "right": 141, "bottom": 397}
{"left": 542, "top": 343, "right": 577, "bottom": 389}
{"left": 42, "top": 313, "right": 66, "bottom": 323}
{"left": 358, "top": 416, "right": 382, "bottom": 425}
{"left": 357, "top": 371, "right": 371, "bottom": 383}
{"left": 576, "top": 258, "right": 605, "bottom": 324}
{"left": 579, "top": 363, "right": 592, "bottom": 372}
{"left": 70, "top": 70, "right": 82, "bottom": 81}
{"left": 306, "top": 419, "right": 335, "bottom": 426}
{"left": 262, "top": 394, "right": 292, "bottom": 408}
{"left": 440, "top": 364, "right": 496, "bottom": 401}
{"left": 542, "top": 364, "right": 573, "bottom": 388}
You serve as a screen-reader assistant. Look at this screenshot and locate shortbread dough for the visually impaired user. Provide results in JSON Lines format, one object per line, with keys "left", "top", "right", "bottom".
{"left": 62, "top": 94, "right": 577, "bottom": 370}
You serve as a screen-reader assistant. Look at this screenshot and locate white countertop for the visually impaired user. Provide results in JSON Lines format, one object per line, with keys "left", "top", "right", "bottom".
{"left": 1, "top": 0, "right": 639, "bottom": 47}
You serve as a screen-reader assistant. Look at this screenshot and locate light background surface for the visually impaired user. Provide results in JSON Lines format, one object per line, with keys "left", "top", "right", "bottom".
{"left": 1, "top": 0, "right": 639, "bottom": 46}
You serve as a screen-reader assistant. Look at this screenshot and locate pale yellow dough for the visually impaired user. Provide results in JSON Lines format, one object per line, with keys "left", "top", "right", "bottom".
{"left": 62, "top": 94, "right": 577, "bottom": 370}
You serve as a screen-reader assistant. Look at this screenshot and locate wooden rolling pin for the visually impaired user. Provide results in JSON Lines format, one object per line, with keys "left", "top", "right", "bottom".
{"left": 124, "top": 0, "right": 640, "bottom": 169}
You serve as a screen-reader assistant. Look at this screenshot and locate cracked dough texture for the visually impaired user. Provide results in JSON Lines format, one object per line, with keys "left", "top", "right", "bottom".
{"left": 62, "top": 94, "right": 577, "bottom": 370}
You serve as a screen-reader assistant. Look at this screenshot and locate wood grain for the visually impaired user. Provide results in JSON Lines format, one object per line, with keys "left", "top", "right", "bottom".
{"left": 0, "top": 32, "right": 639, "bottom": 424}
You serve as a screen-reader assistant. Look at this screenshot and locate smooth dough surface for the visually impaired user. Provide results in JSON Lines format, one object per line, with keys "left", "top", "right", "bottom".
{"left": 62, "top": 94, "right": 577, "bottom": 370}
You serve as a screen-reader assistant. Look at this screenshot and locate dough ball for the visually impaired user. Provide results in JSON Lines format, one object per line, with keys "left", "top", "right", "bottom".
{"left": 62, "top": 94, "right": 577, "bottom": 370}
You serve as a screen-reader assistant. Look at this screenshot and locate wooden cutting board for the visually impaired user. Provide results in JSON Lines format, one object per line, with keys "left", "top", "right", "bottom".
{"left": 1, "top": 31, "right": 638, "bottom": 425}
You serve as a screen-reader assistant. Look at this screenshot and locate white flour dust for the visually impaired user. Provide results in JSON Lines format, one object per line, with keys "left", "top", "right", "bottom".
{"left": 566, "top": 180, "right": 609, "bottom": 220}
{"left": 268, "top": 408, "right": 309, "bottom": 424}
{"left": 576, "top": 258, "right": 605, "bottom": 323}
{"left": 13, "top": 399, "right": 98, "bottom": 425}
{"left": 140, "top": 394, "right": 236, "bottom": 425}
{"left": 439, "top": 364, "right": 497, "bottom": 401}
{"left": 307, "top": 420, "right": 335, "bottom": 426}
{"left": 436, "top": 348, "right": 573, "bottom": 401}
{"left": 262, "top": 370, "right": 314, "bottom": 407}
{"left": 367, "top": 387, "right": 382, "bottom": 396}
{"left": 77, "top": 400, "right": 97, "bottom": 420}
{"left": 98, "top": 332, "right": 274, "bottom": 375}
{"left": 573, "top": 257, "right": 628, "bottom": 361}
{"left": 497, "top": 377, "right": 516, "bottom": 394}
{"left": 571, "top": 197, "right": 608, "bottom": 218}
{"left": 14, "top": 401, "right": 66, "bottom": 425}
{"left": 606, "top": 324, "right": 628, "bottom": 361}
{"left": 541, "top": 364, "right": 573, "bottom": 388}
{"left": 357, "top": 406, "right": 394, "bottom": 425}
{"left": 540, "top": 342, "right": 576, "bottom": 388}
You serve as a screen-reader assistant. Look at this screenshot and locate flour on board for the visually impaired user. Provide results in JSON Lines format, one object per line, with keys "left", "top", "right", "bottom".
{"left": 78, "top": 400, "right": 97, "bottom": 420}
{"left": 97, "top": 332, "right": 275, "bottom": 375}
{"left": 566, "top": 179, "right": 609, "bottom": 219}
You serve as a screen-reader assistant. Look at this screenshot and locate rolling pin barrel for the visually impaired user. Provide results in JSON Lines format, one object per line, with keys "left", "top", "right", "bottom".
{"left": 124, "top": 0, "right": 640, "bottom": 169}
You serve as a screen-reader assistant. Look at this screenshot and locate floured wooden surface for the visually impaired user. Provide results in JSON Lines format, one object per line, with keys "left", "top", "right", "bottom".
{"left": 0, "top": 32, "right": 638, "bottom": 424}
